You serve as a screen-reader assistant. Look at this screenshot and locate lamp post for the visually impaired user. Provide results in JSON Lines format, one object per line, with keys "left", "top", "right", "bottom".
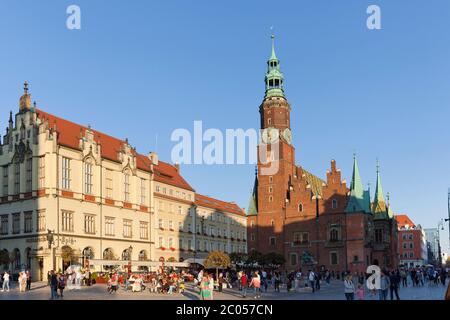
{"left": 46, "top": 229, "right": 55, "bottom": 271}
{"left": 437, "top": 220, "right": 444, "bottom": 267}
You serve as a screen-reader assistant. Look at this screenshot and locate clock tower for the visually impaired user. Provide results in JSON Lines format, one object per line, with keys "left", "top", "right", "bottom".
{"left": 249, "top": 34, "right": 297, "bottom": 254}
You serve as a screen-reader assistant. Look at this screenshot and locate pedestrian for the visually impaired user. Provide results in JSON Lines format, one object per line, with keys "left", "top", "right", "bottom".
{"left": 218, "top": 273, "right": 224, "bottom": 293}
{"left": 389, "top": 270, "right": 400, "bottom": 300}
{"left": 274, "top": 272, "right": 280, "bottom": 292}
{"left": 58, "top": 273, "right": 66, "bottom": 298}
{"left": 249, "top": 271, "right": 261, "bottom": 299}
{"left": 240, "top": 272, "right": 248, "bottom": 298}
{"left": 315, "top": 271, "right": 321, "bottom": 291}
{"left": 200, "top": 272, "right": 213, "bottom": 300}
{"left": 1, "top": 271, "right": 10, "bottom": 292}
{"left": 308, "top": 270, "right": 316, "bottom": 293}
{"left": 344, "top": 274, "right": 355, "bottom": 300}
{"left": 50, "top": 270, "right": 58, "bottom": 299}
{"left": 26, "top": 270, "right": 32, "bottom": 291}
{"left": 378, "top": 270, "right": 390, "bottom": 300}
{"left": 19, "top": 272, "right": 27, "bottom": 292}
{"left": 356, "top": 284, "right": 365, "bottom": 300}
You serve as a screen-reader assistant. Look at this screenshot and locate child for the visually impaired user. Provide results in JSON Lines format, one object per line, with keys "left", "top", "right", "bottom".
{"left": 179, "top": 279, "right": 185, "bottom": 294}
{"left": 356, "top": 284, "right": 365, "bottom": 300}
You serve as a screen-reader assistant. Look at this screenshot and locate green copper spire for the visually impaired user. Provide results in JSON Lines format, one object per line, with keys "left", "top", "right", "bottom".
{"left": 345, "top": 154, "right": 371, "bottom": 213}
{"left": 372, "top": 159, "right": 388, "bottom": 216}
{"left": 264, "top": 33, "right": 285, "bottom": 99}
{"left": 247, "top": 167, "right": 259, "bottom": 216}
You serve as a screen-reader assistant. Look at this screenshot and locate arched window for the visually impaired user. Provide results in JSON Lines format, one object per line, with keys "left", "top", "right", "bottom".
{"left": 84, "top": 158, "right": 93, "bottom": 195}
{"left": 330, "top": 228, "right": 339, "bottom": 242}
{"left": 25, "top": 247, "right": 32, "bottom": 269}
{"left": 103, "top": 248, "right": 116, "bottom": 260}
{"left": 270, "top": 219, "right": 274, "bottom": 227}
{"left": 138, "top": 250, "right": 148, "bottom": 261}
{"left": 122, "top": 248, "right": 131, "bottom": 261}
{"left": 298, "top": 203, "right": 304, "bottom": 212}
{"left": 332, "top": 199, "right": 338, "bottom": 209}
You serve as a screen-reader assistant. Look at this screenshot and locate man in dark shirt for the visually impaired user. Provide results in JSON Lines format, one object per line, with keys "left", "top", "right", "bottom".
{"left": 389, "top": 270, "right": 400, "bottom": 300}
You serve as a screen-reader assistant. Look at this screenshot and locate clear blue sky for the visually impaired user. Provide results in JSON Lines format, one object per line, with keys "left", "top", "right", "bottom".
{"left": 1, "top": 0, "right": 449, "bottom": 253}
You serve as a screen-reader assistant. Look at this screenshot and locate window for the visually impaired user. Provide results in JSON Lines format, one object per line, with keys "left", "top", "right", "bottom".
{"left": 123, "top": 219, "right": 132, "bottom": 238}
{"left": 353, "top": 255, "right": 359, "bottom": 262}
{"left": 332, "top": 199, "right": 338, "bottom": 209}
{"left": 269, "top": 196, "right": 273, "bottom": 202}
{"left": 14, "top": 163, "right": 20, "bottom": 194}
{"left": 169, "top": 220, "right": 173, "bottom": 230}
{"left": 269, "top": 176, "right": 273, "bottom": 183}
{"left": 62, "top": 157, "right": 71, "bottom": 189}
{"left": 409, "top": 252, "right": 414, "bottom": 258}
{"left": 105, "top": 217, "right": 115, "bottom": 236}
{"left": 26, "top": 157, "right": 32, "bottom": 192}
{"left": 105, "top": 169, "right": 113, "bottom": 199}
{"left": 84, "top": 160, "right": 93, "bottom": 195}
{"left": 375, "top": 229, "right": 383, "bottom": 243}
{"left": 329, "top": 228, "right": 339, "bottom": 242}
{"left": 293, "top": 232, "right": 309, "bottom": 245}
{"left": 268, "top": 187, "right": 272, "bottom": 193}
{"left": 123, "top": 170, "right": 130, "bottom": 202}
{"left": 251, "top": 233, "right": 255, "bottom": 241}
{"left": 38, "top": 157, "right": 45, "bottom": 189}
{"left": 155, "top": 185, "right": 160, "bottom": 192}
{"left": 330, "top": 252, "right": 338, "bottom": 265}
{"left": 270, "top": 219, "right": 274, "bottom": 227}
{"left": 269, "top": 236, "right": 276, "bottom": 246}
{"left": 158, "top": 237, "right": 164, "bottom": 248}
{"left": 61, "top": 210, "right": 74, "bottom": 232}
{"left": 2, "top": 166, "right": 8, "bottom": 196}
{"left": 169, "top": 238, "right": 174, "bottom": 248}
{"left": 0, "top": 215, "right": 8, "bottom": 235}
{"left": 298, "top": 203, "right": 304, "bottom": 212}
{"left": 178, "top": 221, "right": 183, "bottom": 231}
{"left": 140, "top": 178, "right": 146, "bottom": 204}
{"left": 268, "top": 118, "right": 272, "bottom": 125}
{"left": 409, "top": 234, "right": 413, "bottom": 240}
{"left": 158, "top": 219, "right": 164, "bottom": 229}
{"left": 12, "top": 213, "right": 20, "bottom": 234}
{"left": 188, "top": 239, "right": 192, "bottom": 250}
{"left": 403, "top": 243, "right": 407, "bottom": 249}
{"left": 290, "top": 253, "right": 297, "bottom": 266}
{"left": 402, "top": 234, "right": 407, "bottom": 240}
{"left": 24, "top": 211, "right": 32, "bottom": 233}
{"left": 409, "top": 243, "right": 413, "bottom": 249}
{"left": 140, "top": 221, "right": 148, "bottom": 239}
{"left": 84, "top": 214, "right": 95, "bottom": 234}
{"left": 179, "top": 238, "right": 183, "bottom": 250}
{"left": 178, "top": 206, "right": 182, "bottom": 214}
{"left": 37, "top": 209, "right": 46, "bottom": 231}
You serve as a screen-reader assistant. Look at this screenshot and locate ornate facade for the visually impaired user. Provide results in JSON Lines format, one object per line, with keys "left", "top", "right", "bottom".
{"left": 0, "top": 83, "right": 246, "bottom": 280}
{"left": 247, "top": 37, "right": 399, "bottom": 272}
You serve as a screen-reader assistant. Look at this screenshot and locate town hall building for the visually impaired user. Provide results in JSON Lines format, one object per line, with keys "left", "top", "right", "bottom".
{"left": 246, "top": 36, "right": 398, "bottom": 273}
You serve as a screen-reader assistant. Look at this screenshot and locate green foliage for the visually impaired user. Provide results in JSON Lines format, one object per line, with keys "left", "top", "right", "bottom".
{"left": 204, "top": 251, "right": 230, "bottom": 269}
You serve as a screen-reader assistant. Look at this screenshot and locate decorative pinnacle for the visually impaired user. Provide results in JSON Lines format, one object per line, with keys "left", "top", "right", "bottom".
{"left": 24, "top": 81, "right": 29, "bottom": 94}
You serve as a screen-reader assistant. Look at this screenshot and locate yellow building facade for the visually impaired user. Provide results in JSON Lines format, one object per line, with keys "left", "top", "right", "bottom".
{"left": 0, "top": 84, "right": 246, "bottom": 281}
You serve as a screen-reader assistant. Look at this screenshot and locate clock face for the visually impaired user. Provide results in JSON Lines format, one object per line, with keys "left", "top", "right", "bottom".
{"left": 283, "top": 128, "right": 292, "bottom": 144}
{"left": 262, "top": 127, "right": 279, "bottom": 144}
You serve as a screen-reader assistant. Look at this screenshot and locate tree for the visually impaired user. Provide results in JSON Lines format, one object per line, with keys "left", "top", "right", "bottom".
{"left": 229, "top": 252, "right": 247, "bottom": 265}
{"left": 204, "top": 251, "right": 231, "bottom": 281}
{"left": 246, "top": 250, "right": 263, "bottom": 265}
{"left": 262, "top": 252, "right": 286, "bottom": 267}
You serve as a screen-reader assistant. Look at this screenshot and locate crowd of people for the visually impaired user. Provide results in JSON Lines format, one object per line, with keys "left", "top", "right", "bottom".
{"left": 1, "top": 270, "right": 31, "bottom": 293}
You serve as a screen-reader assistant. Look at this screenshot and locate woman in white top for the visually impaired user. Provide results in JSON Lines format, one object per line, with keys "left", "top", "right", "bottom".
{"left": 344, "top": 274, "right": 355, "bottom": 300}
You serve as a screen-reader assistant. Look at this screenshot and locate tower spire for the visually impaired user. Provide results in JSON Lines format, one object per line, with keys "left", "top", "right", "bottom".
{"left": 372, "top": 159, "right": 387, "bottom": 215}
{"left": 264, "top": 32, "right": 285, "bottom": 99}
{"left": 346, "top": 153, "right": 370, "bottom": 213}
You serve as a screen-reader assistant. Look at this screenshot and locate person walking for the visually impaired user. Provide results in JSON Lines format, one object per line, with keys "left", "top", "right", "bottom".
{"left": 26, "top": 270, "right": 32, "bottom": 291}
{"left": 378, "top": 270, "right": 390, "bottom": 300}
{"left": 240, "top": 272, "right": 248, "bottom": 298}
{"left": 389, "top": 270, "right": 400, "bottom": 300}
{"left": 249, "top": 271, "right": 261, "bottom": 299}
{"left": 344, "top": 274, "right": 355, "bottom": 300}
{"left": 57, "top": 273, "right": 66, "bottom": 298}
{"left": 50, "top": 271, "right": 58, "bottom": 299}
{"left": 274, "top": 272, "right": 280, "bottom": 292}
{"left": 1, "top": 271, "right": 10, "bottom": 292}
{"left": 308, "top": 270, "right": 316, "bottom": 293}
{"left": 200, "top": 272, "right": 212, "bottom": 300}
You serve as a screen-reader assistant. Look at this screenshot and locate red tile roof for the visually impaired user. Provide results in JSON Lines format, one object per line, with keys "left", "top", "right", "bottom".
{"left": 395, "top": 214, "right": 416, "bottom": 229}
{"left": 195, "top": 193, "right": 245, "bottom": 216}
{"left": 35, "top": 108, "right": 194, "bottom": 191}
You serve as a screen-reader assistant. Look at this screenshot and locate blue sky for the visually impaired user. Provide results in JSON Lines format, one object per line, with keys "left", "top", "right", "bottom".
{"left": 1, "top": 0, "right": 449, "bottom": 253}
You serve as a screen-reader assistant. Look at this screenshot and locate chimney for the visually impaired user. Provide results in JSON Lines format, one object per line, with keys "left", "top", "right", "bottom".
{"left": 148, "top": 152, "right": 158, "bottom": 166}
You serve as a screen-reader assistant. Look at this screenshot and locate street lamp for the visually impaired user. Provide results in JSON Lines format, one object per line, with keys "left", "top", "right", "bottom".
{"left": 437, "top": 220, "right": 444, "bottom": 267}
{"left": 46, "top": 229, "right": 54, "bottom": 249}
